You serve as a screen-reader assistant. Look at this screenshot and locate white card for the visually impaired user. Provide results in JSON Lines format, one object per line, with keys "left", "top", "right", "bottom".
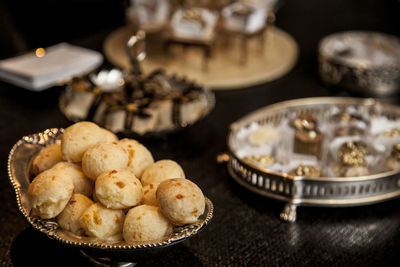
{"left": 0, "top": 43, "right": 103, "bottom": 91}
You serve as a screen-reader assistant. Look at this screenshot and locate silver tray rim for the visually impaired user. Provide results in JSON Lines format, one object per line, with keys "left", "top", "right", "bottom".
{"left": 7, "top": 128, "right": 213, "bottom": 250}
{"left": 318, "top": 30, "right": 400, "bottom": 70}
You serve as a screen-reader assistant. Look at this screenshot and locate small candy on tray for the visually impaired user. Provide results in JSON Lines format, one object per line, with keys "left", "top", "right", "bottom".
{"left": 383, "top": 144, "right": 400, "bottom": 171}
{"left": 292, "top": 114, "right": 323, "bottom": 158}
{"left": 243, "top": 155, "right": 275, "bottom": 169}
{"left": 289, "top": 164, "right": 322, "bottom": 178}
{"left": 294, "top": 130, "right": 323, "bottom": 158}
{"left": 292, "top": 114, "right": 317, "bottom": 131}
{"left": 331, "top": 111, "right": 368, "bottom": 137}
{"left": 248, "top": 126, "right": 278, "bottom": 146}
{"left": 382, "top": 128, "right": 400, "bottom": 139}
{"left": 335, "top": 125, "right": 365, "bottom": 137}
{"left": 332, "top": 112, "right": 363, "bottom": 123}
{"left": 337, "top": 140, "right": 369, "bottom": 158}
{"left": 334, "top": 141, "right": 369, "bottom": 177}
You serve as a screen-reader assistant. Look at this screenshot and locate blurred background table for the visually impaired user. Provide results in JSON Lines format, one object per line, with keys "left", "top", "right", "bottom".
{"left": 1, "top": 0, "right": 400, "bottom": 266}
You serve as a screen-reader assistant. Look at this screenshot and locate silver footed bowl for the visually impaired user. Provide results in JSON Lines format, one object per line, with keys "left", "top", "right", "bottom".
{"left": 7, "top": 128, "right": 213, "bottom": 262}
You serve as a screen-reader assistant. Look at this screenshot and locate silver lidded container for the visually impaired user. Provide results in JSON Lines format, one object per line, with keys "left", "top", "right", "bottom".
{"left": 318, "top": 31, "right": 400, "bottom": 96}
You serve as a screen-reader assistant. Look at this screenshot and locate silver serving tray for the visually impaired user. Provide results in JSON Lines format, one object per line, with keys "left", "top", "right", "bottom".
{"left": 8, "top": 128, "right": 213, "bottom": 263}
{"left": 227, "top": 97, "right": 400, "bottom": 222}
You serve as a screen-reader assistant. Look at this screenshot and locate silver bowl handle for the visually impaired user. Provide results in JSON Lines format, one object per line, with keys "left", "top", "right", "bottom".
{"left": 126, "top": 30, "right": 146, "bottom": 77}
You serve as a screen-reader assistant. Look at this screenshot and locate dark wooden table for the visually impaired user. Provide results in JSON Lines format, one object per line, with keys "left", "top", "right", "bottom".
{"left": 1, "top": 0, "right": 400, "bottom": 266}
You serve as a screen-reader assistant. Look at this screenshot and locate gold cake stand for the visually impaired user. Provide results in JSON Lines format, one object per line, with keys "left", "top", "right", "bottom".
{"left": 103, "top": 26, "right": 298, "bottom": 90}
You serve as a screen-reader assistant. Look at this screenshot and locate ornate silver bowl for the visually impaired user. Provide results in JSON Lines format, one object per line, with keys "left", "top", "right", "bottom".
{"left": 8, "top": 128, "right": 213, "bottom": 265}
{"left": 227, "top": 97, "right": 400, "bottom": 222}
{"left": 318, "top": 31, "right": 400, "bottom": 97}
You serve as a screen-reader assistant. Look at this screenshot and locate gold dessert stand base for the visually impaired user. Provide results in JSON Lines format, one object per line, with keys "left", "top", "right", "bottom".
{"left": 103, "top": 26, "right": 298, "bottom": 90}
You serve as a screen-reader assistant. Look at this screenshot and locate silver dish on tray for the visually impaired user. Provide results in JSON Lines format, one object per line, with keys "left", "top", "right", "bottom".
{"left": 318, "top": 31, "right": 400, "bottom": 96}
{"left": 226, "top": 97, "right": 400, "bottom": 222}
{"left": 8, "top": 128, "right": 213, "bottom": 264}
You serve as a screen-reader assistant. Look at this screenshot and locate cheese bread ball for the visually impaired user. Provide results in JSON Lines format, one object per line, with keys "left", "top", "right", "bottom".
{"left": 92, "top": 188, "right": 99, "bottom": 202}
{"left": 79, "top": 202, "right": 125, "bottom": 240}
{"left": 62, "top": 122, "right": 106, "bottom": 162}
{"left": 57, "top": 194, "right": 94, "bottom": 235}
{"left": 157, "top": 178, "right": 205, "bottom": 225}
{"left": 101, "top": 128, "right": 119, "bottom": 143}
{"left": 123, "top": 205, "right": 172, "bottom": 242}
{"left": 28, "top": 168, "right": 74, "bottom": 219}
{"left": 31, "top": 143, "right": 63, "bottom": 176}
{"left": 118, "top": 139, "right": 154, "bottom": 179}
{"left": 142, "top": 183, "right": 159, "bottom": 206}
{"left": 82, "top": 143, "right": 129, "bottom": 180}
{"left": 141, "top": 160, "right": 185, "bottom": 186}
{"left": 52, "top": 162, "right": 93, "bottom": 196}
{"left": 95, "top": 169, "right": 143, "bottom": 209}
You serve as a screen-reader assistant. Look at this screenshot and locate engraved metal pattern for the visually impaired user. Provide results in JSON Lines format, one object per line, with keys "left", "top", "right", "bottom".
{"left": 8, "top": 128, "right": 213, "bottom": 250}
{"left": 227, "top": 97, "right": 400, "bottom": 221}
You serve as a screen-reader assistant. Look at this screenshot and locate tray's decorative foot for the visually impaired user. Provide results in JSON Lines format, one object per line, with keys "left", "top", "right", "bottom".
{"left": 280, "top": 203, "right": 297, "bottom": 222}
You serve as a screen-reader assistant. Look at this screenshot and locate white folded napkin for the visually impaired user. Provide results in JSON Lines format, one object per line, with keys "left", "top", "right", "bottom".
{"left": 0, "top": 43, "right": 103, "bottom": 91}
